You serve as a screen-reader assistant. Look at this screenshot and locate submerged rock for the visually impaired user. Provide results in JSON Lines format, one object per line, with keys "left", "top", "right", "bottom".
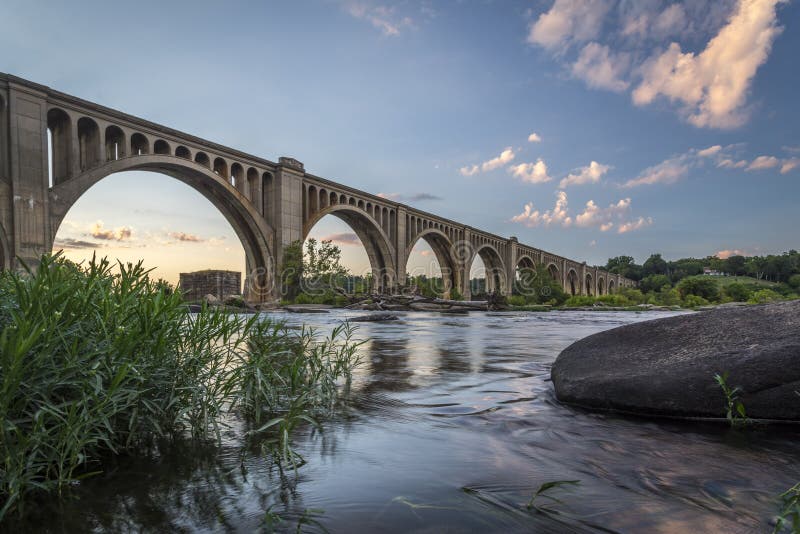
{"left": 551, "top": 301, "right": 800, "bottom": 421}
{"left": 349, "top": 313, "right": 399, "bottom": 322}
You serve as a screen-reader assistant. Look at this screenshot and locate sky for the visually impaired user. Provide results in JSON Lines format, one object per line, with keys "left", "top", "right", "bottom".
{"left": 2, "top": 0, "right": 798, "bottom": 283}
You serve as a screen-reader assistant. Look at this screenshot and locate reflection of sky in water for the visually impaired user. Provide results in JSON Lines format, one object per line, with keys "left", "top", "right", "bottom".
{"left": 17, "top": 310, "right": 800, "bottom": 533}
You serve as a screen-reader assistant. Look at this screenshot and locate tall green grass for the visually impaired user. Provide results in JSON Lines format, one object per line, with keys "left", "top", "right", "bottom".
{"left": 0, "top": 254, "right": 363, "bottom": 520}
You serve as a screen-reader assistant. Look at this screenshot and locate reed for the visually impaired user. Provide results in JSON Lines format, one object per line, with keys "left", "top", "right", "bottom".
{"left": 0, "top": 254, "right": 363, "bottom": 520}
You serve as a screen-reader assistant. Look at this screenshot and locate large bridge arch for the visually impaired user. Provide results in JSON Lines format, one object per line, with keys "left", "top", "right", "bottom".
{"left": 405, "top": 228, "right": 460, "bottom": 298}
{"left": 304, "top": 204, "right": 397, "bottom": 292}
{"left": 48, "top": 154, "right": 275, "bottom": 301}
{"left": 467, "top": 243, "right": 507, "bottom": 297}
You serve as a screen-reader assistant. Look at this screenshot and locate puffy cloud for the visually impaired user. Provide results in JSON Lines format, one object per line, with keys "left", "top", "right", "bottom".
{"left": 509, "top": 159, "right": 552, "bottom": 184}
{"left": 512, "top": 191, "right": 650, "bottom": 233}
{"left": 571, "top": 42, "right": 630, "bottom": 92}
{"left": 746, "top": 155, "right": 780, "bottom": 171}
{"left": 511, "top": 190, "right": 572, "bottom": 227}
{"left": 89, "top": 221, "right": 132, "bottom": 241}
{"left": 697, "top": 145, "right": 723, "bottom": 157}
{"left": 168, "top": 231, "right": 204, "bottom": 242}
{"left": 780, "top": 158, "right": 800, "bottom": 174}
{"left": 460, "top": 147, "right": 516, "bottom": 176}
{"left": 528, "top": 132, "right": 542, "bottom": 143}
{"left": 632, "top": 0, "right": 785, "bottom": 128}
{"left": 575, "top": 197, "right": 631, "bottom": 231}
{"left": 322, "top": 232, "right": 362, "bottom": 246}
{"left": 617, "top": 216, "right": 654, "bottom": 233}
{"left": 344, "top": 2, "right": 413, "bottom": 36}
{"left": 559, "top": 160, "right": 610, "bottom": 188}
{"left": 527, "top": 0, "right": 611, "bottom": 51}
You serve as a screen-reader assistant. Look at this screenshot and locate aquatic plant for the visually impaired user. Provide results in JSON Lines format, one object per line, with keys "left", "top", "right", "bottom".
{"left": 774, "top": 482, "right": 800, "bottom": 534}
{"left": 0, "top": 254, "right": 364, "bottom": 520}
{"left": 526, "top": 480, "right": 581, "bottom": 513}
{"left": 714, "top": 372, "right": 749, "bottom": 427}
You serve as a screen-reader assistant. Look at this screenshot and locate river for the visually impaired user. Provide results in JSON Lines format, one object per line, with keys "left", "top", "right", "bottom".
{"left": 22, "top": 310, "right": 800, "bottom": 532}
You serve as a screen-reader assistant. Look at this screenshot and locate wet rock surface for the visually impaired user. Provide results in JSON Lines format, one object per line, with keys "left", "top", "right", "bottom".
{"left": 552, "top": 301, "right": 800, "bottom": 421}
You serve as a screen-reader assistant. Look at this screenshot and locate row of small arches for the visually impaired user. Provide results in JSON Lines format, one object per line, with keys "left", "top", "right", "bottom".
{"left": 45, "top": 107, "right": 273, "bottom": 210}
{"left": 304, "top": 184, "right": 396, "bottom": 240}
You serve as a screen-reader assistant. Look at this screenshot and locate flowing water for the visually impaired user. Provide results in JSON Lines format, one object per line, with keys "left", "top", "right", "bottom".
{"left": 23, "top": 310, "right": 800, "bottom": 533}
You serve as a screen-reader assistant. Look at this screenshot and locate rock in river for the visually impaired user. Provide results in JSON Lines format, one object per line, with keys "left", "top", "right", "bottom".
{"left": 349, "top": 313, "right": 399, "bottom": 322}
{"left": 551, "top": 301, "right": 800, "bottom": 421}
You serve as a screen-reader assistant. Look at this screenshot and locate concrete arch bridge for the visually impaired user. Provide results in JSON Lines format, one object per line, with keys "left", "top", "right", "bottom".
{"left": 0, "top": 74, "right": 635, "bottom": 301}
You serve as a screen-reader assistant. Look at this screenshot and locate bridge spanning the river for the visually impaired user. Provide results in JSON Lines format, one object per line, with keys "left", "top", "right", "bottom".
{"left": 0, "top": 74, "right": 635, "bottom": 301}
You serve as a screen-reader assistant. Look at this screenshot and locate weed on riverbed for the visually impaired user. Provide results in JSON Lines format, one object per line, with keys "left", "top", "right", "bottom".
{"left": 0, "top": 254, "right": 364, "bottom": 521}
{"left": 526, "top": 480, "right": 581, "bottom": 513}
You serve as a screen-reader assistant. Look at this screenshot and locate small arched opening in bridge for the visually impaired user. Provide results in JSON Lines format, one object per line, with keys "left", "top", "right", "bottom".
{"left": 405, "top": 229, "right": 459, "bottom": 299}
{"left": 104, "top": 126, "right": 126, "bottom": 162}
{"left": 468, "top": 245, "right": 506, "bottom": 298}
{"left": 514, "top": 255, "right": 537, "bottom": 298}
{"left": 176, "top": 146, "right": 191, "bottom": 159}
{"left": 153, "top": 139, "right": 171, "bottom": 155}
{"left": 213, "top": 158, "right": 228, "bottom": 179}
{"left": 597, "top": 276, "right": 605, "bottom": 295}
{"left": 230, "top": 163, "right": 244, "bottom": 192}
{"left": 131, "top": 133, "right": 149, "bottom": 155}
{"left": 194, "top": 151, "right": 210, "bottom": 168}
{"left": 303, "top": 201, "right": 396, "bottom": 295}
{"left": 47, "top": 107, "right": 73, "bottom": 186}
{"left": 608, "top": 279, "right": 616, "bottom": 294}
{"left": 585, "top": 273, "right": 593, "bottom": 296}
{"left": 77, "top": 117, "right": 101, "bottom": 171}
{"left": 566, "top": 269, "right": 579, "bottom": 296}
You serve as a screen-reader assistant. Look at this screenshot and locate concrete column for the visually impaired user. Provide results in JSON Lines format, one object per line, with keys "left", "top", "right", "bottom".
{"left": 6, "top": 82, "right": 52, "bottom": 269}
{"left": 395, "top": 206, "right": 408, "bottom": 289}
{"left": 580, "top": 263, "right": 587, "bottom": 296}
{"left": 271, "top": 157, "right": 305, "bottom": 296}
{"left": 461, "top": 228, "right": 472, "bottom": 299}
{"left": 506, "top": 237, "right": 518, "bottom": 296}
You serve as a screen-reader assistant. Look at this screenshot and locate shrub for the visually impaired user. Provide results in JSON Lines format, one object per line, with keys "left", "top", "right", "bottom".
{"left": 639, "top": 274, "right": 671, "bottom": 293}
{"left": 749, "top": 289, "right": 782, "bottom": 304}
{"left": 724, "top": 282, "right": 752, "bottom": 302}
{"left": 564, "top": 295, "right": 596, "bottom": 307}
{"left": 619, "top": 288, "right": 646, "bottom": 304}
{"left": 677, "top": 277, "right": 720, "bottom": 301}
{"left": 788, "top": 274, "right": 800, "bottom": 290}
{"left": 683, "top": 294, "right": 710, "bottom": 308}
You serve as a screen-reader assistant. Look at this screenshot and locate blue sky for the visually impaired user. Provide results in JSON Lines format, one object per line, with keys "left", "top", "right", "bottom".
{"left": 2, "top": 0, "right": 798, "bottom": 282}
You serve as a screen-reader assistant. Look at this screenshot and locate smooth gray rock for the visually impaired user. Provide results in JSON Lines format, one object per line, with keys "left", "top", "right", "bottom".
{"left": 551, "top": 301, "right": 800, "bottom": 421}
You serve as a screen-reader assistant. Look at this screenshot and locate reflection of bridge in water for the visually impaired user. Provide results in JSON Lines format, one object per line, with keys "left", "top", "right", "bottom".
{"left": 0, "top": 74, "right": 635, "bottom": 301}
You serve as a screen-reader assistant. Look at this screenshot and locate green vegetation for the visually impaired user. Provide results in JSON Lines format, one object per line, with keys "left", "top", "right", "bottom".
{"left": 713, "top": 373, "right": 749, "bottom": 427}
{"left": 0, "top": 254, "right": 363, "bottom": 520}
{"left": 511, "top": 264, "right": 568, "bottom": 306}
{"left": 774, "top": 482, "right": 800, "bottom": 534}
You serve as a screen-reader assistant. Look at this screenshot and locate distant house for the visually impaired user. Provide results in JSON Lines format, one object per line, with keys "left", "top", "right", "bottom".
{"left": 703, "top": 268, "right": 726, "bottom": 276}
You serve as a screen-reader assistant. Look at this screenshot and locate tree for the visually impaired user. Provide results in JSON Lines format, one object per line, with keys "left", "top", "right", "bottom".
{"left": 725, "top": 283, "right": 751, "bottom": 302}
{"left": 642, "top": 253, "right": 668, "bottom": 277}
{"left": 514, "top": 264, "right": 567, "bottom": 305}
{"left": 677, "top": 277, "right": 720, "bottom": 301}
{"left": 724, "top": 255, "right": 746, "bottom": 276}
{"left": 303, "top": 238, "right": 348, "bottom": 296}
{"left": 639, "top": 274, "right": 671, "bottom": 293}
{"left": 605, "top": 256, "right": 643, "bottom": 281}
{"left": 280, "top": 240, "right": 304, "bottom": 300}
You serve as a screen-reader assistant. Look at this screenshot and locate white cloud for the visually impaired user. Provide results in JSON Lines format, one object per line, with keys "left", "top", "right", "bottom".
{"left": 459, "top": 165, "right": 480, "bottom": 177}
{"left": 632, "top": 0, "right": 785, "bottom": 128}
{"left": 345, "top": 2, "right": 413, "bottom": 36}
{"left": 572, "top": 42, "right": 630, "bottom": 92}
{"left": 716, "top": 248, "right": 748, "bottom": 259}
{"left": 780, "top": 158, "right": 800, "bottom": 174}
{"left": 511, "top": 190, "right": 572, "bottom": 227}
{"left": 559, "top": 160, "right": 610, "bottom": 188}
{"left": 527, "top": 0, "right": 611, "bottom": 51}
{"left": 528, "top": 132, "right": 542, "bottom": 143}
{"left": 509, "top": 159, "right": 552, "bottom": 184}
{"left": 618, "top": 216, "right": 654, "bottom": 233}
{"left": 623, "top": 159, "right": 689, "bottom": 188}
{"left": 460, "top": 147, "right": 516, "bottom": 176}
{"left": 511, "top": 190, "right": 649, "bottom": 233}
{"left": 697, "top": 145, "right": 723, "bottom": 157}
{"left": 746, "top": 155, "right": 780, "bottom": 171}
{"left": 718, "top": 158, "right": 748, "bottom": 169}
{"left": 482, "top": 147, "right": 516, "bottom": 172}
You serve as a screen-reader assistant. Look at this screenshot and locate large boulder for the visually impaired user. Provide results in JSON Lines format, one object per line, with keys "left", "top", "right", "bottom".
{"left": 551, "top": 301, "right": 800, "bottom": 421}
